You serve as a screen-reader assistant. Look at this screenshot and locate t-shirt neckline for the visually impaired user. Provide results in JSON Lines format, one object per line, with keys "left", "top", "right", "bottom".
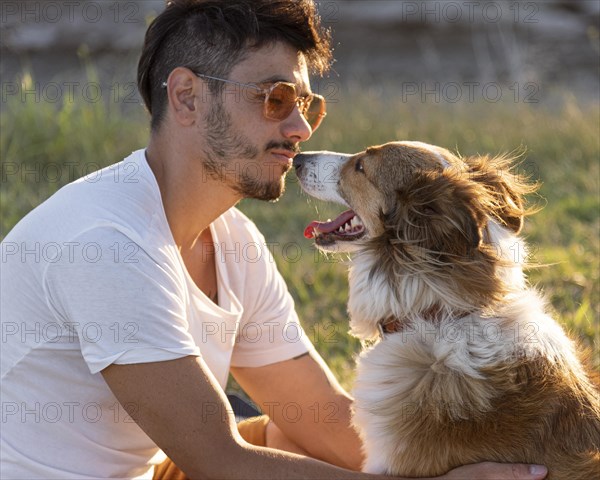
{"left": 138, "top": 149, "right": 242, "bottom": 317}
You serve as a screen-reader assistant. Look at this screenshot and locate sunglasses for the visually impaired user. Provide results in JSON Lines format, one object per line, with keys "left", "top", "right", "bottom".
{"left": 162, "top": 72, "right": 327, "bottom": 131}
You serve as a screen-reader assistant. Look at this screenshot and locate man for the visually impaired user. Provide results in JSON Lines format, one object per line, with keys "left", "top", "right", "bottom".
{"left": 1, "top": 1, "right": 548, "bottom": 478}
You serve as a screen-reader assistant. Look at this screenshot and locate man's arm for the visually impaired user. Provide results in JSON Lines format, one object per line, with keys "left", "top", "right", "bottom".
{"left": 102, "top": 355, "right": 389, "bottom": 479}
{"left": 231, "top": 349, "right": 362, "bottom": 470}
{"left": 102, "top": 355, "right": 546, "bottom": 480}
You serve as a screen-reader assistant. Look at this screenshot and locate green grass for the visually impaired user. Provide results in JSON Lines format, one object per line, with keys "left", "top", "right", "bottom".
{"left": 2, "top": 74, "right": 598, "bottom": 388}
{"left": 1, "top": 72, "right": 149, "bottom": 235}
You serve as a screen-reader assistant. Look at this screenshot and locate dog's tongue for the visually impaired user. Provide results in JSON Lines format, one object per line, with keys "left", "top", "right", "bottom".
{"left": 304, "top": 210, "right": 356, "bottom": 239}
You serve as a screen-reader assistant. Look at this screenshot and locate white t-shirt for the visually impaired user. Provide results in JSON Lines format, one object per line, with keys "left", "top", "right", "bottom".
{"left": 1, "top": 149, "right": 313, "bottom": 479}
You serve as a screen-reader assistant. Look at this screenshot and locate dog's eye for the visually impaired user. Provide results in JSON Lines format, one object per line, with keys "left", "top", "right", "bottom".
{"left": 355, "top": 159, "right": 365, "bottom": 173}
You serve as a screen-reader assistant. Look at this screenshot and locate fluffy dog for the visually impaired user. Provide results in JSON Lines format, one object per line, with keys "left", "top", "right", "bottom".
{"left": 293, "top": 141, "right": 600, "bottom": 479}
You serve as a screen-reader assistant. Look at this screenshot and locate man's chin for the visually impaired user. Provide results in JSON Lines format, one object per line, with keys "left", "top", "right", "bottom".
{"left": 236, "top": 176, "right": 286, "bottom": 202}
{"left": 256, "top": 180, "right": 286, "bottom": 202}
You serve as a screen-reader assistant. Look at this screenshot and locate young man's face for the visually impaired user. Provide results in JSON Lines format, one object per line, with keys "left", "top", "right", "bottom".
{"left": 198, "top": 41, "right": 315, "bottom": 201}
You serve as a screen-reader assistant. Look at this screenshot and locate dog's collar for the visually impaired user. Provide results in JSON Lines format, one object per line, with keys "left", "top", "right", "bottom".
{"left": 377, "top": 309, "right": 473, "bottom": 340}
{"left": 377, "top": 317, "right": 407, "bottom": 339}
{"left": 377, "top": 308, "right": 436, "bottom": 339}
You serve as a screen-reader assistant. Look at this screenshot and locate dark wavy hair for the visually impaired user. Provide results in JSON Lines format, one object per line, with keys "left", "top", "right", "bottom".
{"left": 137, "top": 0, "right": 333, "bottom": 131}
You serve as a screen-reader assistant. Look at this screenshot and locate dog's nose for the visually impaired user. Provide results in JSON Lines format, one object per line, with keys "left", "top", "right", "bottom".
{"left": 293, "top": 153, "right": 308, "bottom": 173}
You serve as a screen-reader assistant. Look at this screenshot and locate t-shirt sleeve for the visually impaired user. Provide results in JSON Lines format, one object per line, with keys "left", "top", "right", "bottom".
{"left": 43, "top": 228, "right": 200, "bottom": 374}
{"left": 229, "top": 230, "right": 314, "bottom": 368}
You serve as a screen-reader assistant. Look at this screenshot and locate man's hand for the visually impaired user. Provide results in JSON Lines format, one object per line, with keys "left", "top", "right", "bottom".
{"left": 264, "top": 420, "right": 548, "bottom": 480}
{"left": 442, "top": 462, "right": 547, "bottom": 479}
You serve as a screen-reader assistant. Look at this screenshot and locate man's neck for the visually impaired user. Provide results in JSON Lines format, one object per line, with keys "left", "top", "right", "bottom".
{"left": 145, "top": 135, "right": 241, "bottom": 251}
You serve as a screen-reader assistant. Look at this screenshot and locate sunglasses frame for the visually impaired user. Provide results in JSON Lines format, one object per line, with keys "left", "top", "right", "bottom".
{"left": 161, "top": 71, "right": 326, "bottom": 130}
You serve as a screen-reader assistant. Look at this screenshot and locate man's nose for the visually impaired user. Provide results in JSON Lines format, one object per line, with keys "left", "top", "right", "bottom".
{"left": 281, "top": 107, "right": 312, "bottom": 143}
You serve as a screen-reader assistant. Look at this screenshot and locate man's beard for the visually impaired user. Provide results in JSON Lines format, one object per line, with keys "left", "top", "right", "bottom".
{"left": 202, "top": 101, "right": 294, "bottom": 201}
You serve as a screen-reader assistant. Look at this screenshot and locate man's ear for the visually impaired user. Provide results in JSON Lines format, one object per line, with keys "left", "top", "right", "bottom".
{"left": 465, "top": 154, "right": 537, "bottom": 234}
{"left": 164, "top": 67, "right": 201, "bottom": 126}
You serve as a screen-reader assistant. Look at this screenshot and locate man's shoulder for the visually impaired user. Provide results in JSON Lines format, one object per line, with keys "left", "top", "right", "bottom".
{"left": 64, "top": 149, "right": 155, "bottom": 208}
{"left": 4, "top": 150, "right": 163, "bottom": 246}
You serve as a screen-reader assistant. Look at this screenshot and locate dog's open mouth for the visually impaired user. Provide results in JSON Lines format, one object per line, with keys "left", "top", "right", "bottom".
{"left": 304, "top": 210, "right": 366, "bottom": 245}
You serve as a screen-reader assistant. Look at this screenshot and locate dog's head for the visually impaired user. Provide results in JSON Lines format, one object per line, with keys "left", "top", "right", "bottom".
{"left": 295, "top": 141, "right": 531, "bottom": 251}
{"left": 295, "top": 141, "right": 538, "bottom": 329}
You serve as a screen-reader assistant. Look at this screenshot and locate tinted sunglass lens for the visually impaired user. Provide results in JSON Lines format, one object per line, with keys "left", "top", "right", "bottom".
{"left": 305, "top": 96, "right": 325, "bottom": 130}
{"left": 265, "top": 83, "right": 296, "bottom": 120}
{"left": 264, "top": 84, "right": 326, "bottom": 130}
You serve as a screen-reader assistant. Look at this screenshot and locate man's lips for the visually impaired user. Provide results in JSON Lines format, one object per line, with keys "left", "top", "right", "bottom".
{"left": 271, "top": 150, "right": 296, "bottom": 159}
{"left": 271, "top": 150, "right": 296, "bottom": 168}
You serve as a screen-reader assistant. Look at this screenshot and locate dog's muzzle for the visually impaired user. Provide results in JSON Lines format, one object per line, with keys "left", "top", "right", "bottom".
{"left": 294, "top": 151, "right": 366, "bottom": 250}
{"left": 293, "top": 151, "right": 351, "bottom": 205}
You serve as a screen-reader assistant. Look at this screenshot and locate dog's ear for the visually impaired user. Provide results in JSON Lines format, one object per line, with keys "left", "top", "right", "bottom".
{"left": 465, "top": 155, "right": 538, "bottom": 234}
{"left": 389, "top": 172, "right": 489, "bottom": 258}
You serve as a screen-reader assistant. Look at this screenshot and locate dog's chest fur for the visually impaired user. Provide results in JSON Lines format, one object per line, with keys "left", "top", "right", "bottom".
{"left": 350, "top": 291, "right": 600, "bottom": 478}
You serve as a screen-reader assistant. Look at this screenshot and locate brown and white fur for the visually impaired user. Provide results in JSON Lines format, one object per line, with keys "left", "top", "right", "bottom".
{"left": 293, "top": 141, "right": 600, "bottom": 479}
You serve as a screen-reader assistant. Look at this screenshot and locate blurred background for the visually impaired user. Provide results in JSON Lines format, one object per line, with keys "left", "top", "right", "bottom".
{"left": 1, "top": 1, "right": 599, "bottom": 386}
{"left": 2, "top": 0, "right": 599, "bottom": 98}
